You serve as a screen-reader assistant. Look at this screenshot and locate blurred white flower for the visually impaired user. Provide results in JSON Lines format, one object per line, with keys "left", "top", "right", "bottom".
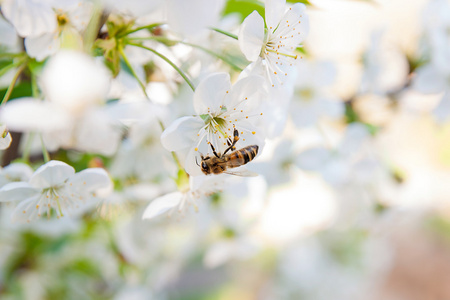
{"left": 0, "top": 160, "right": 111, "bottom": 223}
{"left": 296, "top": 123, "right": 375, "bottom": 186}
{"left": 0, "top": 125, "right": 12, "bottom": 150}
{"left": 1, "top": 0, "right": 57, "bottom": 38}
{"left": 0, "top": 162, "right": 33, "bottom": 188}
{"left": 291, "top": 60, "right": 344, "bottom": 127}
{"left": 161, "top": 73, "right": 266, "bottom": 176}
{"left": 238, "top": 0, "right": 309, "bottom": 88}
{"left": 0, "top": 50, "right": 122, "bottom": 156}
{"left": 360, "top": 29, "right": 409, "bottom": 95}
{"left": 110, "top": 103, "right": 171, "bottom": 181}
{"left": 412, "top": 0, "right": 450, "bottom": 122}
{"left": 142, "top": 175, "right": 224, "bottom": 220}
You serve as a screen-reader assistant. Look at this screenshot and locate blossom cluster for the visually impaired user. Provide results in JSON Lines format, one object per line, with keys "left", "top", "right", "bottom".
{"left": 0, "top": 0, "right": 449, "bottom": 299}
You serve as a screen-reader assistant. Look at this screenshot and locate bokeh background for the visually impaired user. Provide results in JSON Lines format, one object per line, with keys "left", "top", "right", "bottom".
{"left": 1, "top": 0, "right": 450, "bottom": 299}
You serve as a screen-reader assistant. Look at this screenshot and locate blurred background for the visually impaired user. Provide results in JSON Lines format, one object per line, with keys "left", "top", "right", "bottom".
{"left": 1, "top": 0, "right": 450, "bottom": 299}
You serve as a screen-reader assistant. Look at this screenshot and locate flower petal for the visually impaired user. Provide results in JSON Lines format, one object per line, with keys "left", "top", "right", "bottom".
{"left": 161, "top": 116, "right": 205, "bottom": 151}
{"left": 24, "top": 31, "right": 60, "bottom": 61}
{"left": 0, "top": 182, "right": 38, "bottom": 202}
{"left": 194, "top": 73, "right": 231, "bottom": 114}
{"left": 1, "top": 0, "right": 57, "bottom": 38}
{"left": 0, "top": 131, "right": 12, "bottom": 150}
{"left": 41, "top": 50, "right": 111, "bottom": 111}
{"left": 11, "top": 195, "right": 40, "bottom": 223}
{"left": 142, "top": 192, "right": 183, "bottom": 220}
{"left": 275, "top": 3, "right": 309, "bottom": 46}
{"left": 0, "top": 97, "right": 73, "bottom": 132}
{"left": 238, "top": 11, "right": 265, "bottom": 62}
{"left": 265, "top": 0, "right": 286, "bottom": 32}
{"left": 68, "top": 168, "right": 112, "bottom": 193}
{"left": 29, "top": 160, "right": 75, "bottom": 189}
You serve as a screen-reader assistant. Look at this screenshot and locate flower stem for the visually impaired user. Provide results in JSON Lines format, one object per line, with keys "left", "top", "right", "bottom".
{"left": 39, "top": 134, "right": 50, "bottom": 163}
{"left": 211, "top": 27, "right": 238, "bottom": 40}
{"left": 128, "top": 36, "right": 243, "bottom": 71}
{"left": 127, "top": 42, "right": 196, "bottom": 92}
{"left": 118, "top": 45, "right": 149, "bottom": 98}
{"left": 22, "top": 133, "right": 35, "bottom": 162}
{"left": 118, "top": 23, "right": 164, "bottom": 38}
{"left": 0, "top": 62, "right": 27, "bottom": 106}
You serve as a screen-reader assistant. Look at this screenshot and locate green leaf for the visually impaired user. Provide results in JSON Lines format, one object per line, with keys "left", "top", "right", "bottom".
{"left": 0, "top": 81, "right": 32, "bottom": 100}
{"left": 222, "top": 0, "right": 265, "bottom": 22}
{"left": 287, "top": 0, "right": 312, "bottom": 4}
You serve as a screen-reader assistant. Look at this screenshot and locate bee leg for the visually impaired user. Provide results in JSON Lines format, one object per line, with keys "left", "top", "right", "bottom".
{"left": 195, "top": 156, "right": 200, "bottom": 167}
{"left": 223, "top": 128, "right": 239, "bottom": 155}
{"left": 209, "top": 143, "right": 221, "bottom": 158}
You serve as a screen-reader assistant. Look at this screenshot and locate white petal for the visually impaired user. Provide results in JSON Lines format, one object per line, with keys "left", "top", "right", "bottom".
{"left": 11, "top": 195, "right": 40, "bottom": 223}
{"left": 0, "top": 132, "right": 12, "bottom": 150}
{"left": 142, "top": 192, "right": 183, "bottom": 220}
{"left": 41, "top": 50, "right": 111, "bottom": 112}
{"left": 228, "top": 75, "right": 266, "bottom": 110}
{"left": 238, "top": 11, "right": 264, "bottom": 62}
{"left": 72, "top": 108, "right": 121, "bottom": 156}
{"left": 265, "top": 0, "right": 286, "bottom": 32}
{"left": 161, "top": 116, "right": 204, "bottom": 151}
{"left": 185, "top": 146, "right": 205, "bottom": 177}
{"left": 0, "top": 98, "right": 73, "bottom": 132}
{"left": 68, "top": 168, "right": 112, "bottom": 193}
{"left": 0, "top": 163, "right": 34, "bottom": 186}
{"left": 194, "top": 73, "right": 231, "bottom": 114}
{"left": 413, "top": 64, "right": 446, "bottom": 94}
{"left": 204, "top": 241, "right": 235, "bottom": 268}
{"left": 24, "top": 31, "right": 60, "bottom": 61}
{"left": 29, "top": 160, "right": 75, "bottom": 189}
{"left": 275, "top": 3, "right": 309, "bottom": 46}
{"left": 1, "top": 0, "right": 57, "bottom": 38}
{"left": 0, "top": 182, "right": 37, "bottom": 202}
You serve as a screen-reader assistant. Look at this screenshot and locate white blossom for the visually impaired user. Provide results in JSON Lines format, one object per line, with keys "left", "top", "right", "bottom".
{"left": 0, "top": 160, "right": 112, "bottom": 223}
{"left": 161, "top": 73, "right": 267, "bottom": 176}
{"left": 238, "top": 0, "right": 309, "bottom": 88}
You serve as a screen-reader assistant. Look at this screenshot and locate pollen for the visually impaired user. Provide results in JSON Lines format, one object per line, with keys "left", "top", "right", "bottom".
{"left": 246, "top": 116, "right": 248, "bottom": 119}
{"left": 195, "top": 147, "right": 198, "bottom": 151}
{"left": 260, "top": 113, "right": 263, "bottom": 115}
{"left": 23, "top": 210, "right": 26, "bottom": 214}
{"left": 36, "top": 205, "right": 39, "bottom": 209}
{"left": 252, "top": 131, "right": 256, "bottom": 135}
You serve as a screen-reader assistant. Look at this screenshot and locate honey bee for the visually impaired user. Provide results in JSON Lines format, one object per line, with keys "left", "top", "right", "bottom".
{"left": 197, "top": 128, "right": 259, "bottom": 176}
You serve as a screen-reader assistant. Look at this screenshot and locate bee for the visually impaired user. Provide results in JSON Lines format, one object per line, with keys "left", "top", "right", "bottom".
{"left": 197, "top": 128, "right": 259, "bottom": 176}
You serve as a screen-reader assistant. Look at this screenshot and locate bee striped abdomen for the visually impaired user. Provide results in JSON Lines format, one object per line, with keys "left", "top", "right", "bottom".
{"left": 227, "top": 145, "right": 259, "bottom": 168}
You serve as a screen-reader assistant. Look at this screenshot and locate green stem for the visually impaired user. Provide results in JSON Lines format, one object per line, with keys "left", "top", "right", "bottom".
{"left": 0, "top": 62, "right": 27, "bottom": 105}
{"left": 128, "top": 37, "right": 243, "bottom": 71}
{"left": 127, "top": 42, "right": 196, "bottom": 92}
{"left": 211, "top": 27, "right": 238, "bottom": 40}
{"left": 31, "top": 73, "right": 39, "bottom": 98}
{"left": 118, "top": 45, "right": 149, "bottom": 98}
{"left": 39, "top": 134, "right": 50, "bottom": 163}
{"left": 84, "top": 2, "right": 104, "bottom": 53}
{"left": 0, "top": 60, "right": 23, "bottom": 78}
{"left": 22, "top": 133, "right": 35, "bottom": 162}
{"left": 118, "top": 23, "right": 164, "bottom": 38}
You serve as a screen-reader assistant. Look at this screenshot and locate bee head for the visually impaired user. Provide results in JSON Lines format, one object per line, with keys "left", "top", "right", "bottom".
{"left": 199, "top": 155, "right": 211, "bottom": 175}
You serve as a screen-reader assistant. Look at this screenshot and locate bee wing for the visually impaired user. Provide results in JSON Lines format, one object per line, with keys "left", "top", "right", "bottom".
{"left": 223, "top": 168, "right": 259, "bottom": 177}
